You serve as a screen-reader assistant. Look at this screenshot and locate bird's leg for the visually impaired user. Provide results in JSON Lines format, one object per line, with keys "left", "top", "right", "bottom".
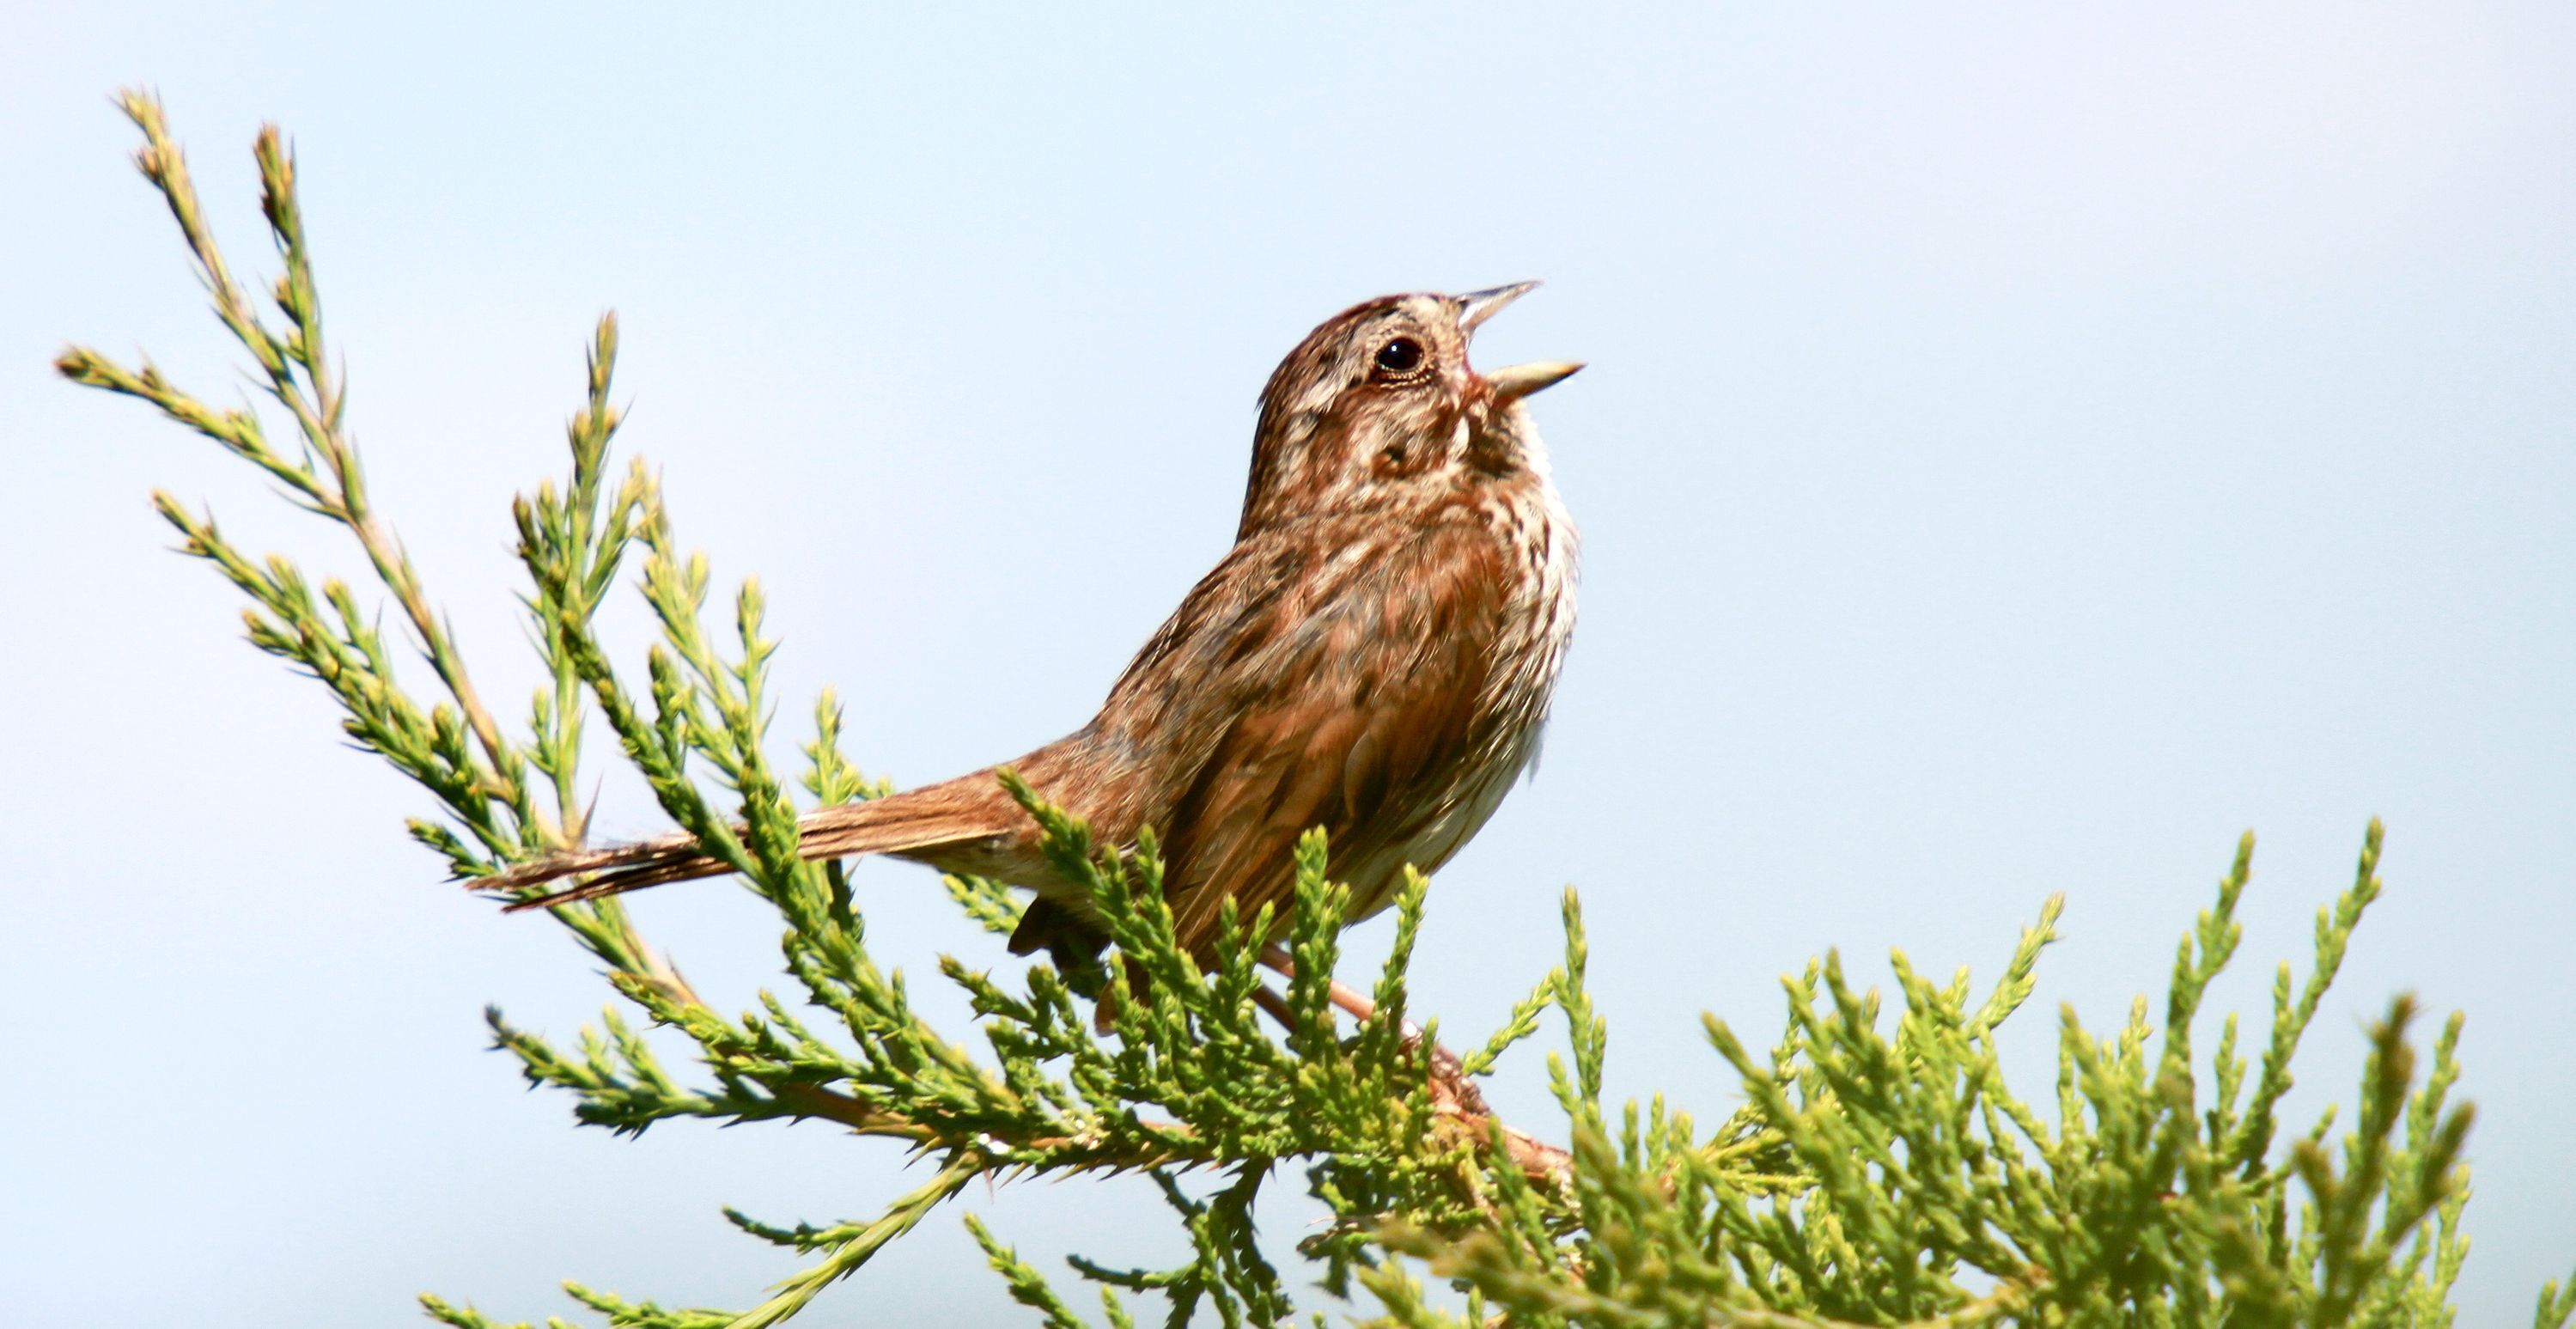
{"left": 1095, "top": 948, "right": 1378, "bottom": 1033}
{"left": 1258, "top": 944, "right": 1390, "bottom": 1027}
{"left": 1252, "top": 945, "right": 1570, "bottom": 1184}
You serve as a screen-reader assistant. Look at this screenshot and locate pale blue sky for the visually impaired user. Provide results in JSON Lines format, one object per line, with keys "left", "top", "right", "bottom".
{"left": 5, "top": 3, "right": 2572, "bottom": 1325}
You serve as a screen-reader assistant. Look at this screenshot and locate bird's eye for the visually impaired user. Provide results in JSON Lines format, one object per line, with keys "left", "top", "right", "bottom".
{"left": 1372, "top": 336, "right": 1425, "bottom": 379}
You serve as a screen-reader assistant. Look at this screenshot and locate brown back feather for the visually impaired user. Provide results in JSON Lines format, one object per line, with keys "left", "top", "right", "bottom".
{"left": 1149, "top": 511, "right": 1510, "bottom": 954}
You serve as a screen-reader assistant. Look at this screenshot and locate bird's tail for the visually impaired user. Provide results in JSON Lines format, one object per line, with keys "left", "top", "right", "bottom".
{"left": 475, "top": 776, "right": 1018, "bottom": 911}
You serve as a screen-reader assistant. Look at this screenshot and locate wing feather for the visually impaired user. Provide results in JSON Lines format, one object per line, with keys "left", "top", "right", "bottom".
{"left": 1152, "top": 516, "right": 1511, "bottom": 956}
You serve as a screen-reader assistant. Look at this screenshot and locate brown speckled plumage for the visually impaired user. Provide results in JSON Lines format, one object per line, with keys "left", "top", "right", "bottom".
{"left": 480, "top": 286, "right": 1582, "bottom": 969}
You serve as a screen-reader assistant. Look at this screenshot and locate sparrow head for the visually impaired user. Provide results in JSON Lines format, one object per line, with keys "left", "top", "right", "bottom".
{"left": 1239, "top": 283, "right": 1581, "bottom": 537}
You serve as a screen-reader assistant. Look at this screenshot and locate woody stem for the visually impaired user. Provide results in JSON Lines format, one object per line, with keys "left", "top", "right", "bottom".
{"left": 1258, "top": 944, "right": 1382, "bottom": 1023}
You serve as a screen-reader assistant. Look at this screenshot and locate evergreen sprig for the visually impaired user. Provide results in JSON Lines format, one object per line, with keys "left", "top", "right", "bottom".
{"left": 64, "top": 94, "right": 2573, "bottom": 1328}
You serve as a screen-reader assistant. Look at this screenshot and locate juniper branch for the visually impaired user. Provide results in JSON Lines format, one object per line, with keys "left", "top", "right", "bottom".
{"left": 70, "top": 94, "right": 2570, "bottom": 1329}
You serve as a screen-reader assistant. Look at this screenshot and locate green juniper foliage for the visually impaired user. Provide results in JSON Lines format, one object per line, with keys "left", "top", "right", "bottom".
{"left": 62, "top": 93, "right": 2575, "bottom": 1329}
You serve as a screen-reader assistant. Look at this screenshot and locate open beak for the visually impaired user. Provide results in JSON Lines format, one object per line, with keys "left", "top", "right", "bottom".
{"left": 1456, "top": 281, "right": 1538, "bottom": 332}
{"left": 1457, "top": 281, "right": 1582, "bottom": 400}
{"left": 1485, "top": 359, "right": 1585, "bottom": 401}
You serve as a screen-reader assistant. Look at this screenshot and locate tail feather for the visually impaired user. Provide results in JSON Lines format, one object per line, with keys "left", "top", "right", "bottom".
{"left": 478, "top": 777, "right": 1021, "bottom": 911}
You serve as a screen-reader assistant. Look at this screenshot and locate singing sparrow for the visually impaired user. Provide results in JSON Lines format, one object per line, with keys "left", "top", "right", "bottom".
{"left": 482, "top": 284, "right": 1582, "bottom": 972}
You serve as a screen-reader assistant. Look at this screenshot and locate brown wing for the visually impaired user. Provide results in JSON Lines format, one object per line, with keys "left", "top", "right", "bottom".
{"left": 1142, "top": 515, "right": 1511, "bottom": 958}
